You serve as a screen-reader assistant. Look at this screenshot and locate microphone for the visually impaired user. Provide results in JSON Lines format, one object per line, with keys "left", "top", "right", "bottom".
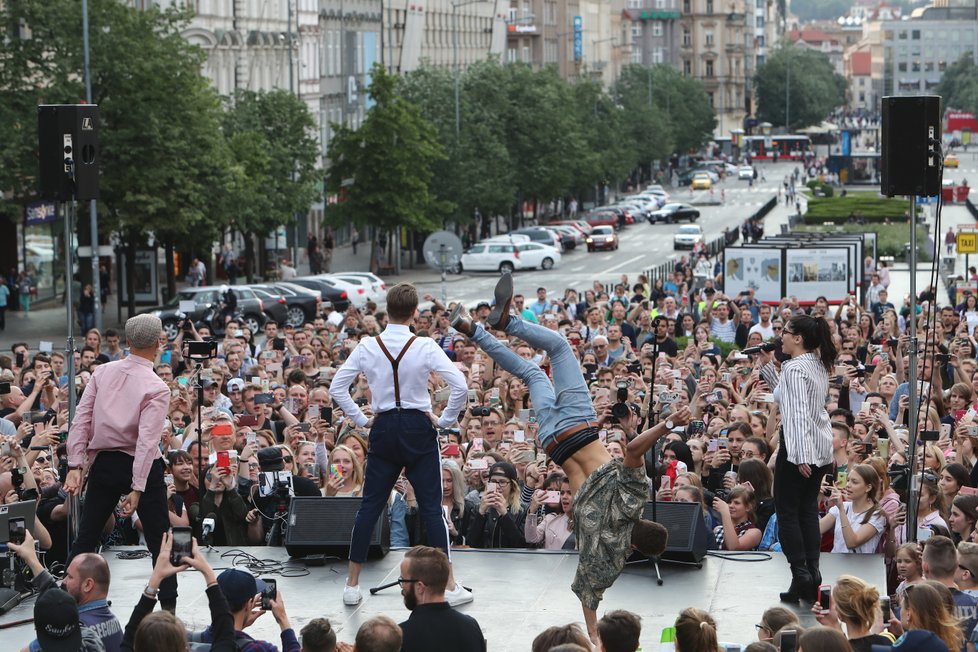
{"left": 202, "top": 513, "right": 216, "bottom": 542}
{"left": 742, "top": 341, "right": 779, "bottom": 355}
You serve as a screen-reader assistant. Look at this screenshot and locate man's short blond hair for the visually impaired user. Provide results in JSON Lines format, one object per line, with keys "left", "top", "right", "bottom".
{"left": 386, "top": 284, "right": 419, "bottom": 322}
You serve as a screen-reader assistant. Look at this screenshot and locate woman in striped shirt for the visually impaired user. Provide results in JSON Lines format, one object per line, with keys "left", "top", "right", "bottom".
{"left": 760, "top": 314, "right": 836, "bottom": 605}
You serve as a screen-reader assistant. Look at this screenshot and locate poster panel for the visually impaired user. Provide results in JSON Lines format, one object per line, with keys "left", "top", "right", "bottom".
{"left": 722, "top": 246, "right": 784, "bottom": 303}
{"left": 786, "top": 247, "right": 850, "bottom": 303}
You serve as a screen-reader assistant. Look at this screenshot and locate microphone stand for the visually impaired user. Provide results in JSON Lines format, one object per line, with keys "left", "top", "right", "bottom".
{"left": 191, "top": 361, "right": 207, "bottom": 538}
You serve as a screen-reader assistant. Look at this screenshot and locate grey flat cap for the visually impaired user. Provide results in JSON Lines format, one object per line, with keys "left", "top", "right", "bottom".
{"left": 126, "top": 314, "right": 162, "bottom": 349}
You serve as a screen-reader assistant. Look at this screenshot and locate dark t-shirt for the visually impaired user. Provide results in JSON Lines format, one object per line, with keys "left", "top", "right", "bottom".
{"left": 848, "top": 633, "right": 892, "bottom": 652}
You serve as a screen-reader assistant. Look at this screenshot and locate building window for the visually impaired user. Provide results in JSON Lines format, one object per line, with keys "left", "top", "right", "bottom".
{"left": 911, "top": 60, "right": 920, "bottom": 72}
{"left": 859, "top": 92, "right": 865, "bottom": 102}
{"left": 522, "top": 1, "right": 530, "bottom": 18}
{"left": 632, "top": 47, "right": 643, "bottom": 64}
{"left": 911, "top": 30, "right": 920, "bottom": 40}
{"left": 683, "top": 59, "right": 691, "bottom": 75}
{"left": 707, "top": 91, "right": 714, "bottom": 106}
{"left": 756, "top": 15, "right": 764, "bottom": 27}
{"left": 683, "top": 0, "right": 690, "bottom": 13}
{"left": 652, "top": 20, "right": 663, "bottom": 37}
{"left": 508, "top": 47, "right": 518, "bottom": 63}
{"left": 757, "top": 35, "right": 765, "bottom": 48}
{"left": 522, "top": 45, "right": 530, "bottom": 62}
{"left": 898, "top": 62, "right": 906, "bottom": 72}
{"left": 682, "top": 28, "right": 691, "bottom": 46}
{"left": 706, "top": 0, "right": 713, "bottom": 14}
{"left": 924, "top": 61, "right": 934, "bottom": 72}
{"left": 652, "top": 47, "right": 664, "bottom": 64}
{"left": 705, "top": 59, "right": 714, "bottom": 77}
{"left": 656, "top": 0, "right": 666, "bottom": 7}
{"left": 704, "top": 30, "right": 714, "bottom": 47}
{"left": 632, "top": 24, "right": 642, "bottom": 39}
{"left": 628, "top": 0, "right": 643, "bottom": 8}
{"left": 898, "top": 30, "right": 907, "bottom": 40}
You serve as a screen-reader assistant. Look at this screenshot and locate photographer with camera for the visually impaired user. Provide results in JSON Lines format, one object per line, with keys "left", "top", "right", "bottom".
{"left": 65, "top": 315, "right": 177, "bottom": 611}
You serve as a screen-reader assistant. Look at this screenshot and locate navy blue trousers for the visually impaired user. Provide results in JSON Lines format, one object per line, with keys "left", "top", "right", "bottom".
{"left": 349, "top": 410, "right": 449, "bottom": 563}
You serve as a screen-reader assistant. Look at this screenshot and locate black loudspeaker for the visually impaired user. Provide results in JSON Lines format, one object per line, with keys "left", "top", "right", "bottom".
{"left": 881, "top": 95, "right": 942, "bottom": 197}
{"left": 641, "top": 501, "right": 712, "bottom": 564}
{"left": 284, "top": 496, "right": 389, "bottom": 559}
{"left": 37, "top": 104, "right": 100, "bottom": 201}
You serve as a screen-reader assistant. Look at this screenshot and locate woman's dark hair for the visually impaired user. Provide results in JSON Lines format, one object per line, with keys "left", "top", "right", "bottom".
{"left": 663, "top": 440, "right": 695, "bottom": 470}
{"left": 745, "top": 436, "right": 771, "bottom": 462}
{"left": 944, "top": 463, "right": 971, "bottom": 492}
{"left": 759, "top": 606, "right": 800, "bottom": 636}
{"left": 737, "top": 458, "right": 774, "bottom": 501}
{"left": 531, "top": 624, "right": 591, "bottom": 652}
{"left": 787, "top": 314, "right": 837, "bottom": 372}
{"left": 953, "top": 494, "right": 978, "bottom": 533}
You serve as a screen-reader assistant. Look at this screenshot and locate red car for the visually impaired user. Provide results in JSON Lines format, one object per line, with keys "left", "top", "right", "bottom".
{"left": 586, "top": 225, "right": 619, "bottom": 251}
{"left": 585, "top": 211, "right": 619, "bottom": 229}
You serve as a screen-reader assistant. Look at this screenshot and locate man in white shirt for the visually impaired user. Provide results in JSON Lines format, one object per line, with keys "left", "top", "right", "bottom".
{"left": 330, "top": 283, "right": 472, "bottom": 608}
{"left": 748, "top": 304, "right": 776, "bottom": 341}
{"left": 703, "top": 299, "right": 737, "bottom": 343}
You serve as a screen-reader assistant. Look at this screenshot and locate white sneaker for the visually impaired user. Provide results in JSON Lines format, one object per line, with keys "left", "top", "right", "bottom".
{"left": 445, "top": 582, "right": 474, "bottom": 607}
{"left": 343, "top": 583, "right": 363, "bottom": 606}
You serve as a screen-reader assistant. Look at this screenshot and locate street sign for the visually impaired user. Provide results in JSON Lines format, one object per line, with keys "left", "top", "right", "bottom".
{"left": 958, "top": 232, "right": 978, "bottom": 254}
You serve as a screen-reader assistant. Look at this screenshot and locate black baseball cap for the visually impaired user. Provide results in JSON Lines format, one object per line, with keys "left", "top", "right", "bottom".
{"left": 34, "top": 589, "right": 81, "bottom": 652}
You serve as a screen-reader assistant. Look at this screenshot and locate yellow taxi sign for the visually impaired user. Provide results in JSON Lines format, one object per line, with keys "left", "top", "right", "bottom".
{"left": 958, "top": 232, "right": 978, "bottom": 254}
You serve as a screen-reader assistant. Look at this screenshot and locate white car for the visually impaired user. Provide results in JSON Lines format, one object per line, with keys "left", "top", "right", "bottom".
{"left": 738, "top": 166, "right": 755, "bottom": 180}
{"left": 311, "top": 275, "right": 369, "bottom": 308}
{"left": 548, "top": 225, "right": 585, "bottom": 248}
{"left": 516, "top": 242, "right": 561, "bottom": 270}
{"left": 459, "top": 242, "right": 524, "bottom": 273}
{"left": 341, "top": 272, "right": 387, "bottom": 295}
{"left": 673, "top": 224, "right": 704, "bottom": 250}
{"left": 326, "top": 274, "right": 385, "bottom": 304}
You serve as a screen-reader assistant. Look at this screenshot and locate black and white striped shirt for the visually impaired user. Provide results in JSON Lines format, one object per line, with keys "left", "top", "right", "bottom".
{"left": 761, "top": 352, "right": 833, "bottom": 467}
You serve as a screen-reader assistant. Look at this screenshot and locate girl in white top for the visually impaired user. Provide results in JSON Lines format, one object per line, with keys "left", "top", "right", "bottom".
{"left": 820, "top": 464, "right": 887, "bottom": 554}
{"left": 525, "top": 474, "right": 575, "bottom": 550}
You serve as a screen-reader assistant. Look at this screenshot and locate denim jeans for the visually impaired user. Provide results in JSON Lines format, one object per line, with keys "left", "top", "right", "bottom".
{"left": 473, "top": 319, "right": 596, "bottom": 448}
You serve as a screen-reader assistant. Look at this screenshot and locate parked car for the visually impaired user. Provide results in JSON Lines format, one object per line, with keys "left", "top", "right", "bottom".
{"left": 459, "top": 242, "right": 523, "bottom": 273}
{"left": 326, "top": 274, "right": 385, "bottom": 304}
{"left": 308, "top": 275, "right": 368, "bottom": 308}
{"left": 340, "top": 272, "right": 387, "bottom": 298}
{"left": 673, "top": 224, "right": 704, "bottom": 250}
{"left": 144, "top": 286, "right": 267, "bottom": 340}
{"left": 248, "top": 286, "right": 290, "bottom": 326}
{"left": 592, "top": 206, "right": 632, "bottom": 227}
{"left": 548, "top": 219, "right": 593, "bottom": 236}
{"left": 945, "top": 155, "right": 960, "bottom": 168}
{"left": 691, "top": 172, "right": 713, "bottom": 190}
{"left": 512, "top": 227, "right": 564, "bottom": 252}
{"left": 648, "top": 203, "right": 700, "bottom": 224}
{"left": 547, "top": 224, "right": 584, "bottom": 249}
{"left": 586, "top": 225, "right": 619, "bottom": 251}
{"left": 738, "top": 166, "right": 755, "bottom": 180}
{"left": 584, "top": 211, "right": 620, "bottom": 229}
{"left": 287, "top": 277, "right": 352, "bottom": 312}
{"left": 251, "top": 282, "right": 320, "bottom": 327}
{"left": 516, "top": 242, "right": 561, "bottom": 270}
{"left": 614, "top": 201, "right": 652, "bottom": 222}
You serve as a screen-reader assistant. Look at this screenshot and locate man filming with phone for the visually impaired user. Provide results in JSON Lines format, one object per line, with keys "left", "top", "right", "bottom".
{"left": 65, "top": 314, "right": 177, "bottom": 610}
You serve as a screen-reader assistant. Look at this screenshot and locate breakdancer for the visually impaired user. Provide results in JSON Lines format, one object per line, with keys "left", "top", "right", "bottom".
{"left": 451, "top": 274, "right": 689, "bottom": 644}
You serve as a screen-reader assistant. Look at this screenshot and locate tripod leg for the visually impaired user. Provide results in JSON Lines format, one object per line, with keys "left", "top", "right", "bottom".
{"left": 368, "top": 580, "right": 401, "bottom": 595}
{"left": 653, "top": 557, "right": 664, "bottom": 586}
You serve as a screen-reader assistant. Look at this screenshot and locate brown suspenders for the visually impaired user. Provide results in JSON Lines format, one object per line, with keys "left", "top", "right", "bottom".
{"left": 375, "top": 335, "right": 417, "bottom": 408}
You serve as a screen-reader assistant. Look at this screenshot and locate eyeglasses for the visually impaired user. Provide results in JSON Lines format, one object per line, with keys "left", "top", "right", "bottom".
{"left": 773, "top": 326, "right": 783, "bottom": 331}
{"left": 283, "top": 456, "right": 294, "bottom": 463}
{"left": 248, "top": 463, "right": 259, "bottom": 469}
{"left": 783, "top": 329, "right": 798, "bottom": 336}
{"left": 755, "top": 624, "right": 770, "bottom": 633}
{"left": 35, "top": 456, "right": 50, "bottom": 464}
{"left": 489, "top": 476, "right": 509, "bottom": 484}
{"left": 397, "top": 577, "right": 419, "bottom": 586}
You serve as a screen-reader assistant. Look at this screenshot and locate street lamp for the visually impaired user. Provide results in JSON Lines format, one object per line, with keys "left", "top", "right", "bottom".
{"left": 453, "top": 0, "right": 489, "bottom": 139}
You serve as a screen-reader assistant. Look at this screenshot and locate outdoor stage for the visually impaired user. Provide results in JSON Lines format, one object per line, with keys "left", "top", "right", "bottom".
{"left": 0, "top": 547, "right": 885, "bottom": 649}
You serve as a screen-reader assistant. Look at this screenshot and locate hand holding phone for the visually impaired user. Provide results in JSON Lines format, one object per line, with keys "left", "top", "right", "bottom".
{"left": 261, "top": 579, "right": 277, "bottom": 610}
{"left": 169, "top": 526, "right": 194, "bottom": 566}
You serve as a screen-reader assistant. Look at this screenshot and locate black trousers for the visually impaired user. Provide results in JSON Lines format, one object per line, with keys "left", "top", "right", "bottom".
{"left": 350, "top": 410, "right": 448, "bottom": 563}
{"left": 774, "top": 440, "right": 831, "bottom": 566}
{"left": 70, "top": 451, "right": 176, "bottom": 602}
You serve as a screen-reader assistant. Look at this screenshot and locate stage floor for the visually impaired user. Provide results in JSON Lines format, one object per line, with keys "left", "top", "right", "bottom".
{"left": 0, "top": 547, "right": 885, "bottom": 649}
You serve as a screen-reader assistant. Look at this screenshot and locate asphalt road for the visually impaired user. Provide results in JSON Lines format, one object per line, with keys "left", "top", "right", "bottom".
{"left": 419, "top": 161, "right": 795, "bottom": 306}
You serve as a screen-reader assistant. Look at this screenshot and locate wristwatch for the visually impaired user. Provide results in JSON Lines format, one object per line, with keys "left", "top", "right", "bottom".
{"left": 665, "top": 419, "right": 675, "bottom": 430}
{"left": 143, "top": 584, "right": 160, "bottom": 598}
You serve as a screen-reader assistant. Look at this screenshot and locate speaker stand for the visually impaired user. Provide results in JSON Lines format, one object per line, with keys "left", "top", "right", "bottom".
{"left": 626, "top": 553, "right": 704, "bottom": 586}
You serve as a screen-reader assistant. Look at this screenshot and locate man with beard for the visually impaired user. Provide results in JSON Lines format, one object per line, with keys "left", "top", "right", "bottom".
{"left": 398, "top": 546, "right": 485, "bottom": 652}
{"left": 9, "top": 530, "right": 123, "bottom": 652}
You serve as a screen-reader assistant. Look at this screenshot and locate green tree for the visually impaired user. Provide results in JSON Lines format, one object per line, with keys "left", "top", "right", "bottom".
{"left": 754, "top": 46, "right": 846, "bottom": 131}
{"left": 567, "top": 78, "right": 636, "bottom": 199}
{"left": 0, "top": 1, "right": 233, "bottom": 312}
{"left": 222, "top": 89, "right": 321, "bottom": 281}
{"left": 936, "top": 54, "right": 978, "bottom": 116}
{"left": 326, "top": 64, "right": 450, "bottom": 272}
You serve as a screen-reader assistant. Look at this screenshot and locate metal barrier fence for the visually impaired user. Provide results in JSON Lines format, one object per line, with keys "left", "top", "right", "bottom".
{"left": 968, "top": 196, "right": 978, "bottom": 221}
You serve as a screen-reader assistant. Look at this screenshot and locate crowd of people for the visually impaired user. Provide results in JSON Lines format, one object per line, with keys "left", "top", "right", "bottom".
{"left": 4, "top": 248, "right": 978, "bottom": 650}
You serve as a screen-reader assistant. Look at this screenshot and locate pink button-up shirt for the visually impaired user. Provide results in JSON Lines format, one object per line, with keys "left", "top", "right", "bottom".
{"left": 68, "top": 354, "right": 169, "bottom": 492}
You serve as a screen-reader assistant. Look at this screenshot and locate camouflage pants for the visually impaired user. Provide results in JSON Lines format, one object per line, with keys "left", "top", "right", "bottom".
{"left": 571, "top": 459, "right": 648, "bottom": 610}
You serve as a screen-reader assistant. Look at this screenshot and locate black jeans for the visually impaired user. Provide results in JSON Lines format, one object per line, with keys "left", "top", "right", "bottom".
{"left": 70, "top": 452, "right": 176, "bottom": 603}
{"left": 774, "top": 440, "right": 831, "bottom": 566}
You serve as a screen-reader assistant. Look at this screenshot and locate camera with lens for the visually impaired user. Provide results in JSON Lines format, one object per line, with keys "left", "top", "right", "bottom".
{"left": 470, "top": 406, "right": 491, "bottom": 417}
{"left": 187, "top": 340, "right": 218, "bottom": 360}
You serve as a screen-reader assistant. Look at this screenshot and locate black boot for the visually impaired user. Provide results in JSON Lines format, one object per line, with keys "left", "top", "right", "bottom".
{"left": 779, "top": 563, "right": 813, "bottom": 604}
{"left": 807, "top": 559, "right": 822, "bottom": 600}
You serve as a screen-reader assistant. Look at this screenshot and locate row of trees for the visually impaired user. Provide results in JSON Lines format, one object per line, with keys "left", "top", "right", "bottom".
{"left": 326, "top": 61, "right": 717, "bottom": 242}
{"left": 753, "top": 46, "right": 847, "bottom": 131}
{"left": 936, "top": 55, "right": 978, "bottom": 119}
{"left": 0, "top": 1, "right": 319, "bottom": 312}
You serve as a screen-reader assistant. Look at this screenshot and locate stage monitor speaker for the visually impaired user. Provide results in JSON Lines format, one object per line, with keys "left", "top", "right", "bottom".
{"left": 881, "top": 95, "right": 941, "bottom": 197}
{"left": 642, "top": 501, "right": 711, "bottom": 564}
{"left": 37, "top": 104, "right": 100, "bottom": 201}
{"left": 284, "top": 496, "right": 389, "bottom": 559}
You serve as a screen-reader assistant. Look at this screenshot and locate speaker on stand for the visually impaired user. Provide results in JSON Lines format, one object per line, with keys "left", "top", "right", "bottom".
{"left": 627, "top": 501, "right": 712, "bottom": 585}
{"left": 284, "top": 496, "right": 390, "bottom": 560}
{"left": 880, "top": 95, "right": 942, "bottom": 198}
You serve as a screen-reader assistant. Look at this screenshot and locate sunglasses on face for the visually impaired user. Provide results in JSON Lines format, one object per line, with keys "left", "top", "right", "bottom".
{"left": 283, "top": 456, "right": 294, "bottom": 463}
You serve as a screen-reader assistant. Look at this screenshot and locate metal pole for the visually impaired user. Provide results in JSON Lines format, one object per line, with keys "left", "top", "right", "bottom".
{"left": 906, "top": 194, "right": 919, "bottom": 540}
{"left": 81, "top": 0, "right": 101, "bottom": 331}
{"left": 288, "top": 0, "right": 299, "bottom": 271}
{"left": 453, "top": 2, "right": 460, "bottom": 139}
{"left": 64, "top": 201, "right": 77, "bottom": 423}
{"left": 785, "top": 54, "right": 790, "bottom": 131}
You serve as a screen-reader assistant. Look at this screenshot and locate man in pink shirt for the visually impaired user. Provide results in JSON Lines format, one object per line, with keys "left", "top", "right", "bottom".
{"left": 65, "top": 314, "right": 175, "bottom": 609}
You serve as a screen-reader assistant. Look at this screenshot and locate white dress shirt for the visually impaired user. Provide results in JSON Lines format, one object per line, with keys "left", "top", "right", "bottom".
{"left": 329, "top": 324, "right": 468, "bottom": 429}
{"left": 762, "top": 353, "right": 833, "bottom": 467}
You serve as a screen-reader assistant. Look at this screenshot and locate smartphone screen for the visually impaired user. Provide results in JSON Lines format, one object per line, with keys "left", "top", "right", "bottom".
{"left": 237, "top": 415, "right": 258, "bottom": 427}
{"left": 444, "top": 443, "right": 461, "bottom": 456}
{"left": 780, "top": 629, "right": 797, "bottom": 652}
{"left": 262, "top": 579, "right": 277, "bottom": 610}
{"left": 8, "top": 518, "right": 25, "bottom": 545}
{"left": 216, "top": 451, "right": 230, "bottom": 468}
{"left": 170, "top": 526, "right": 193, "bottom": 566}
{"left": 819, "top": 585, "right": 831, "bottom": 610}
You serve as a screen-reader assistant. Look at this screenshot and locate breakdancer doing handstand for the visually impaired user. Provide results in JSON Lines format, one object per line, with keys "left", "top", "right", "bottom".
{"left": 450, "top": 274, "right": 690, "bottom": 644}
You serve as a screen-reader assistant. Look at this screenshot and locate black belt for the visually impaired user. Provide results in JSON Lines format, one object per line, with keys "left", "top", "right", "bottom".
{"left": 377, "top": 408, "right": 424, "bottom": 416}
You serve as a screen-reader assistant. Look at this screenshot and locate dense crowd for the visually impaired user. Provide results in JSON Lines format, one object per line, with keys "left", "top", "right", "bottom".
{"left": 5, "top": 244, "right": 978, "bottom": 650}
